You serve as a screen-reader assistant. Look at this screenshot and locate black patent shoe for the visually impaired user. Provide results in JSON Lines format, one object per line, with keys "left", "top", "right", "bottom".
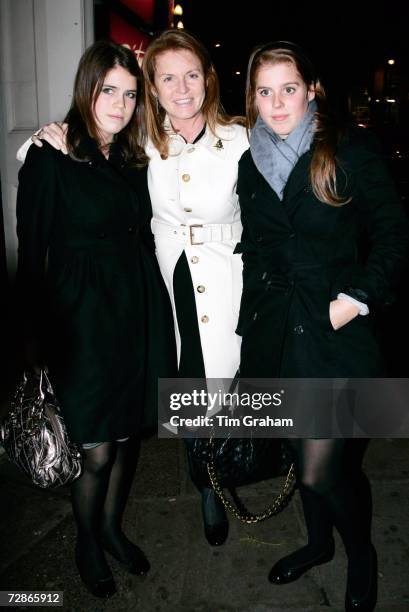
{"left": 75, "top": 546, "right": 116, "bottom": 598}
{"left": 102, "top": 538, "right": 150, "bottom": 575}
{"left": 268, "top": 538, "right": 335, "bottom": 584}
{"left": 204, "top": 519, "right": 229, "bottom": 546}
{"left": 345, "top": 544, "right": 378, "bottom": 611}
{"left": 80, "top": 575, "right": 116, "bottom": 599}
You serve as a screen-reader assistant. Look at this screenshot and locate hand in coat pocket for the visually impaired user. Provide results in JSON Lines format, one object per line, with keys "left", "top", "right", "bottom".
{"left": 329, "top": 299, "right": 360, "bottom": 330}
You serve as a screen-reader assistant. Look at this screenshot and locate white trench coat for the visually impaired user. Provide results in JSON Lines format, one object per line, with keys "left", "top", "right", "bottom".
{"left": 147, "top": 123, "right": 249, "bottom": 379}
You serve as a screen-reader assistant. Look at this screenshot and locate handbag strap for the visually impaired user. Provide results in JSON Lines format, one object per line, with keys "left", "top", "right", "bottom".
{"left": 41, "top": 368, "right": 53, "bottom": 395}
{"left": 22, "top": 368, "right": 48, "bottom": 401}
{"left": 206, "top": 435, "right": 296, "bottom": 524}
{"left": 205, "top": 376, "right": 296, "bottom": 524}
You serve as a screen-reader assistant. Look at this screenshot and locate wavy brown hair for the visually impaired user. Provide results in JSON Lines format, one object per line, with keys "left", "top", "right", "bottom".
{"left": 246, "top": 41, "right": 348, "bottom": 206}
{"left": 142, "top": 29, "right": 244, "bottom": 159}
{"left": 64, "top": 40, "right": 148, "bottom": 166}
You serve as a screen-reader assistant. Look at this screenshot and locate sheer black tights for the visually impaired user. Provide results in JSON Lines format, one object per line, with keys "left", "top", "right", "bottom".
{"left": 281, "top": 439, "right": 372, "bottom": 588}
{"left": 101, "top": 438, "right": 141, "bottom": 559}
{"left": 70, "top": 438, "right": 140, "bottom": 581}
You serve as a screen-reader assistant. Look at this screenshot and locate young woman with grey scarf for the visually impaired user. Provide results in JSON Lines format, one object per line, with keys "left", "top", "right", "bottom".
{"left": 235, "top": 41, "right": 408, "bottom": 611}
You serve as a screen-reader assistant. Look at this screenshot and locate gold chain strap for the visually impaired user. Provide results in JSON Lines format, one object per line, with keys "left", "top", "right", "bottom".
{"left": 206, "top": 438, "right": 296, "bottom": 525}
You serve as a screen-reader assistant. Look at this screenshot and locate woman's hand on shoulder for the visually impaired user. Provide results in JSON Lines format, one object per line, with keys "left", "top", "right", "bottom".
{"left": 329, "top": 299, "right": 360, "bottom": 330}
{"left": 32, "top": 122, "right": 68, "bottom": 154}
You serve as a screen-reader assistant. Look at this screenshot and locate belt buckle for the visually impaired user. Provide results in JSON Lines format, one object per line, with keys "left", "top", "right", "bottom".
{"left": 189, "top": 224, "right": 204, "bottom": 245}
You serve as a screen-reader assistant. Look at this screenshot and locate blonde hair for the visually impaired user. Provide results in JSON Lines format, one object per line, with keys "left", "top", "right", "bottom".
{"left": 142, "top": 29, "right": 244, "bottom": 159}
{"left": 246, "top": 42, "right": 349, "bottom": 206}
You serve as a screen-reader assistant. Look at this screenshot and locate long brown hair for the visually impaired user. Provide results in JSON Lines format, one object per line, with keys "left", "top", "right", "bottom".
{"left": 246, "top": 42, "right": 348, "bottom": 206}
{"left": 142, "top": 29, "right": 244, "bottom": 159}
{"left": 65, "top": 40, "right": 148, "bottom": 166}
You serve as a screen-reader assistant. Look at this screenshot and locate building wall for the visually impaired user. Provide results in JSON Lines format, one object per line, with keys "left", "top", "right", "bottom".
{"left": 0, "top": 0, "right": 94, "bottom": 276}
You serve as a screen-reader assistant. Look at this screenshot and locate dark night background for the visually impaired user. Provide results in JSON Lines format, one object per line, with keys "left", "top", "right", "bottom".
{"left": 183, "top": 1, "right": 409, "bottom": 118}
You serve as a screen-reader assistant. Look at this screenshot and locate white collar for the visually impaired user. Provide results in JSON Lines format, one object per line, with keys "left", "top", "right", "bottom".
{"left": 161, "top": 115, "right": 234, "bottom": 159}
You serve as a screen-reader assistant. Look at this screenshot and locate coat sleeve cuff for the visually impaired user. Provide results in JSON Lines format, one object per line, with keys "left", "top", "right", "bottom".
{"left": 337, "top": 293, "right": 369, "bottom": 316}
{"left": 16, "top": 135, "right": 35, "bottom": 163}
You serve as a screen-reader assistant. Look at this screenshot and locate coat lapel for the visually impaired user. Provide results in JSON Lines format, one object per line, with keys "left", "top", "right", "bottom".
{"left": 252, "top": 159, "right": 293, "bottom": 229}
{"left": 246, "top": 148, "right": 313, "bottom": 228}
{"left": 201, "top": 124, "right": 236, "bottom": 160}
{"left": 282, "top": 150, "right": 312, "bottom": 208}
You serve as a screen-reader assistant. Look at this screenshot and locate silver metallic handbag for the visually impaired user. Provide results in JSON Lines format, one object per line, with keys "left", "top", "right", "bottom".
{"left": 0, "top": 369, "right": 83, "bottom": 488}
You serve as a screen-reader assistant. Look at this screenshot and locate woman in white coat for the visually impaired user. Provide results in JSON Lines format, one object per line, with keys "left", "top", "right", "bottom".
{"left": 18, "top": 29, "right": 249, "bottom": 546}
{"left": 142, "top": 30, "right": 248, "bottom": 545}
{"left": 143, "top": 31, "right": 247, "bottom": 379}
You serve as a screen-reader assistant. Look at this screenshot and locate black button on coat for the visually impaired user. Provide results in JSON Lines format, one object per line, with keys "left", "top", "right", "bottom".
{"left": 235, "top": 129, "right": 408, "bottom": 378}
{"left": 16, "top": 141, "right": 176, "bottom": 443}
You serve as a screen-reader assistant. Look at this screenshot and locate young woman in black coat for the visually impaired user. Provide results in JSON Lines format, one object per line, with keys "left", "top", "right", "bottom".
{"left": 16, "top": 41, "right": 175, "bottom": 598}
{"left": 235, "top": 42, "right": 408, "bottom": 611}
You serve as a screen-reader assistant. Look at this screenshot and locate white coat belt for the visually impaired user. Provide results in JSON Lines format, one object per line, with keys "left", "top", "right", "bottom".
{"left": 151, "top": 219, "right": 242, "bottom": 246}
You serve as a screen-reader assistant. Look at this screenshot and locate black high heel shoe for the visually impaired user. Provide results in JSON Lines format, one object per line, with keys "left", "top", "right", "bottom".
{"left": 204, "top": 519, "right": 229, "bottom": 546}
{"left": 101, "top": 533, "right": 150, "bottom": 575}
{"left": 75, "top": 545, "right": 116, "bottom": 598}
{"left": 345, "top": 544, "right": 378, "bottom": 611}
{"left": 201, "top": 487, "right": 229, "bottom": 546}
{"left": 268, "top": 538, "right": 335, "bottom": 584}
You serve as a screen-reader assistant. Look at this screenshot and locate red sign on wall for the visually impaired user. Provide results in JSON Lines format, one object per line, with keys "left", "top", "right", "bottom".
{"left": 109, "top": 0, "right": 173, "bottom": 61}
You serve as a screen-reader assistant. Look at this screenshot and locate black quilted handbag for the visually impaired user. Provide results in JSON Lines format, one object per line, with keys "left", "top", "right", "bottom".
{"left": 0, "top": 370, "right": 83, "bottom": 488}
{"left": 191, "top": 436, "right": 292, "bottom": 489}
{"left": 190, "top": 435, "right": 296, "bottom": 523}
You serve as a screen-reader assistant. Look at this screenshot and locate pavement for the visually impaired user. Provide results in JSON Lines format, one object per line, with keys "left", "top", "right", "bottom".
{"left": 0, "top": 433, "right": 409, "bottom": 612}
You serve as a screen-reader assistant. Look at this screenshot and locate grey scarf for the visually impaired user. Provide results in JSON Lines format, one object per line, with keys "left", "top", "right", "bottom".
{"left": 249, "top": 100, "right": 317, "bottom": 200}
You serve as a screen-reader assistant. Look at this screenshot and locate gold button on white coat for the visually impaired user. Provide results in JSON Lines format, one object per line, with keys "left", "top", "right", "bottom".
{"left": 182, "top": 173, "right": 190, "bottom": 182}
{"left": 201, "top": 315, "right": 209, "bottom": 323}
{"left": 191, "top": 256, "right": 199, "bottom": 264}
{"left": 197, "top": 285, "right": 205, "bottom": 293}
{"left": 184, "top": 207, "right": 192, "bottom": 212}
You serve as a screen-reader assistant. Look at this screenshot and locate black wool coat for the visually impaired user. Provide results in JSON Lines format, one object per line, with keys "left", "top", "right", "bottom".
{"left": 235, "top": 129, "right": 408, "bottom": 378}
{"left": 16, "top": 141, "right": 176, "bottom": 443}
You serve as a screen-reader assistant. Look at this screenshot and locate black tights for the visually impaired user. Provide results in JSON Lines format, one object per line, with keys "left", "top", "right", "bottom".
{"left": 70, "top": 438, "right": 140, "bottom": 580}
{"left": 284, "top": 439, "right": 372, "bottom": 592}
